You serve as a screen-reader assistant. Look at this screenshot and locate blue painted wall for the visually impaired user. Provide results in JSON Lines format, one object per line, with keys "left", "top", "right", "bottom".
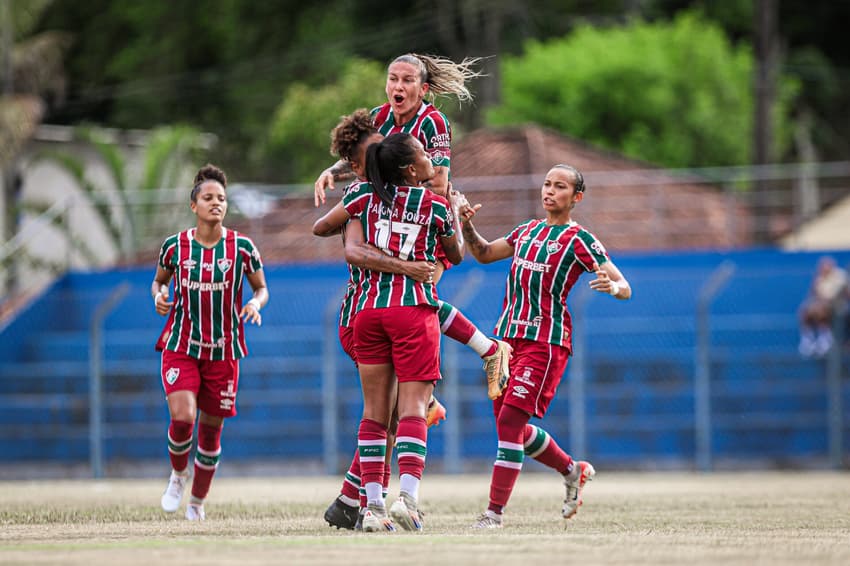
{"left": 1, "top": 248, "right": 849, "bottom": 473}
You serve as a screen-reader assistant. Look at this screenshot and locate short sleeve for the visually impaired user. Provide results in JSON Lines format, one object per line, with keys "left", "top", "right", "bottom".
{"left": 574, "top": 230, "right": 610, "bottom": 271}
{"left": 421, "top": 111, "right": 451, "bottom": 169}
{"left": 343, "top": 182, "right": 372, "bottom": 218}
{"left": 503, "top": 221, "right": 531, "bottom": 247}
{"left": 240, "top": 237, "right": 263, "bottom": 274}
{"left": 158, "top": 238, "right": 176, "bottom": 271}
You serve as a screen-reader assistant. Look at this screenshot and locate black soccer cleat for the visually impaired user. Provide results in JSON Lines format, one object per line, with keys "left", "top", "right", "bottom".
{"left": 324, "top": 497, "right": 359, "bottom": 530}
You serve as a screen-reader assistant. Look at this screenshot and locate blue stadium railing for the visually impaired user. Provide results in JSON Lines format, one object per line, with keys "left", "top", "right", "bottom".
{"left": 0, "top": 248, "right": 848, "bottom": 477}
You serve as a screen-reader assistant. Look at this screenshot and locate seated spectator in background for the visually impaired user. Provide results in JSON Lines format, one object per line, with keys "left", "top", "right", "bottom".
{"left": 798, "top": 256, "right": 848, "bottom": 358}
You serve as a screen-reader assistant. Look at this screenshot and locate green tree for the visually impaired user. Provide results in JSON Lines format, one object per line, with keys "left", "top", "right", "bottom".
{"left": 265, "top": 58, "right": 386, "bottom": 184}
{"left": 488, "top": 11, "right": 798, "bottom": 168}
{"left": 1, "top": 0, "right": 70, "bottom": 294}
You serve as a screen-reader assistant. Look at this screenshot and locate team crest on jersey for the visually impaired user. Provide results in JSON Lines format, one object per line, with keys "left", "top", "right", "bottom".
{"left": 165, "top": 367, "right": 180, "bottom": 385}
{"left": 547, "top": 240, "right": 563, "bottom": 254}
{"left": 429, "top": 149, "right": 448, "bottom": 163}
{"left": 217, "top": 258, "right": 232, "bottom": 273}
{"left": 181, "top": 259, "right": 197, "bottom": 270}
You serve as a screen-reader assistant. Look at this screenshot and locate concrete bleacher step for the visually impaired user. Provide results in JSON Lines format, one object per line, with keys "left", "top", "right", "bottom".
{"left": 22, "top": 330, "right": 160, "bottom": 363}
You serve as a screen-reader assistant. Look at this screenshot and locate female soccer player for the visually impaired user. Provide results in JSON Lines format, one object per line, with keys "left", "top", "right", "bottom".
{"left": 315, "top": 110, "right": 441, "bottom": 530}
{"left": 314, "top": 52, "right": 482, "bottom": 203}
{"left": 456, "top": 164, "right": 632, "bottom": 529}
{"left": 315, "top": 54, "right": 509, "bottom": 390}
{"left": 152, "top": 164, "right": 269, "bottom": 521}
{"left": 313, "top": 132, "right": 462, "bottom": 533}
{"left": 315, "top": 110, "right": 510, "bottom": 530}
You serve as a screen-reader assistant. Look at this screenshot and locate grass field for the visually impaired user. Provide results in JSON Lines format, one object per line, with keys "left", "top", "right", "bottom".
{"left": 1, "top": 471, "right": 849, "bottom": 565}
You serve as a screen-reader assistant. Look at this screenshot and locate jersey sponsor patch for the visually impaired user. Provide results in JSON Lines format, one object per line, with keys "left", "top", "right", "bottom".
{"left": 430, "top": 132, "right": 450, "bottom": 147}
{"left": 181, "top": 259, "right": 197, "bottom": 270}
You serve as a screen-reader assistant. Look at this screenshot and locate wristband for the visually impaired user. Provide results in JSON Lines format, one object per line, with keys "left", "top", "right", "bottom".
{"left": 608, "top": 280, "right": 620, "bottom": 297}
{"left": 154, "top": 291, "right": 162, "bottom": 306}
{"left": 247, "top": 298, "right": 261, "bottom": 312}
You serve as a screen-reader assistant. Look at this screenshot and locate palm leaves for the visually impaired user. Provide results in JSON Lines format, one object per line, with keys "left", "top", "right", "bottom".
{"left": 32, "top": 124, "right": 211, "bottom": 263}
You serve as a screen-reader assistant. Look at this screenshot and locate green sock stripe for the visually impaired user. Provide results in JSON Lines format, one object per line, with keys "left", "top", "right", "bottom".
{"left": 345, "top": 471, "right": 361, "bottom": 487}
{"left": 396, "top": 440, "right": 427, "bottom": 458}
{"left": 358, "top": 444, "right": 386, "bottom": 460}
{"left": 168, "top": 438, "right": 193, "bottom": 454}
{"left": 524, "top": 425, "right": 548, "bottom": 456}
{"left": 436, "top": 300, "right": 454, "bottom": 325}
{"left": 497, "top": 446, "right": 524, "bottom": 464}
{"left": 196, "top": 451, "right": 220, "bottom": 467}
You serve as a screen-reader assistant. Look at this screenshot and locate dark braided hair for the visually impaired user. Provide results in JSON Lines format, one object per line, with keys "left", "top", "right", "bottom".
{"left": 191, "top": 164, "right": 227, "bottom": 202}
{"left": 330, "top": 109, "right": 377, "bottom": 162}
{"left": 364, "top": 133, "right": 418, "bottom": 208}
{"left": 552, "top": 164, "right": 586, "bottom": 193}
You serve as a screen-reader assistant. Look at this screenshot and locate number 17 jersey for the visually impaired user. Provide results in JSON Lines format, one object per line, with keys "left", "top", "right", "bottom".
{"left": 343, "top": 181, "right": 454, "bottom": 310}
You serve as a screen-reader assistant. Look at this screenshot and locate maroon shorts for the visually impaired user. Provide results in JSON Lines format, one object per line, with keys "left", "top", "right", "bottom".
{"left": 338, "top": 324, "right": 357, "bottom": 365}
{"left": 353, "top": 305, "right": 441, "bottom": 382}
{"left": 161, "top": 349, "right": 240, "bottom": 418}
{"left": 493, "top": 337, "right": 570, "bottom": 418}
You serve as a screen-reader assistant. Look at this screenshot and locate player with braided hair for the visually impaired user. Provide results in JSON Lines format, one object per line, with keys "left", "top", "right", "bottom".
{"left": 153, "top": 164, "right": 269, "bottom": 521}
{"left": 456, "top": 164, "right": 631, "bottom": 529}
{"left": 314, "top": 52, "right": 484, "bottom": 204}
{"left": 315, "top": 109, "right": 509, "bottom": 530}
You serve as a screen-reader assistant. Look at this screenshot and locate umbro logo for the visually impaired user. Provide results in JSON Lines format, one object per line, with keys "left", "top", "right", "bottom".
{"left": 512, "top": 385, "right": 529, "bottom": 399}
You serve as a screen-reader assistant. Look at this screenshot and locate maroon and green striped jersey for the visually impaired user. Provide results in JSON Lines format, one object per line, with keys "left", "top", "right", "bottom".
{"left": 371, "top": 102, "right": 451, "bottom": 170}
{"left": 343, "top": 181, "right": 454, "bottom": 310}
{"left": 494, "top": 220, "right": 610, "bottom": 352}
{"left": 155, "top": 227, "right": 263, "bottom": 360}
{"left": 338, "top": 265, "right": 364, "bottom": 329}
{"left": 338, "top": 182, "right": 365, "bottom": 328}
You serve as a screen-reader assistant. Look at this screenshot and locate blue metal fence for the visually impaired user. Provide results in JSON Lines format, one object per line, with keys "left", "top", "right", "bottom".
{"left": 1, "top": 248, "right": 848, "bottom": 477}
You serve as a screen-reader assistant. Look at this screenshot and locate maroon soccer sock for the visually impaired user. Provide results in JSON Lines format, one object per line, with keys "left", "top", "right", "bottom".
{"left": 358, "top": 419, "right": 388, "bottom": 503}
{"left": 191, "top": 422, "right": 222, "bottom": 501}
{"left": 488, "top": 404, "right": 530, "bottom": 513}
{"left": 438, "top": 302, "right": 499, "bottom": 358}
{"left": 396, "top": 416, "right": 428, "bottom": 480}
{"left": 523, "top": 423, "right": 574, "bottom": 474}
{"left": 339, "top": 448, "right": 361, "bottom": 506}
{"left": 383, "top": 462, "right": 392, "bottom": 499}
{"left": 439, "top": 302, "right": 477, "bottom": 343}
{"left": 167, "top": 420, "right": 194, "bottom": 473}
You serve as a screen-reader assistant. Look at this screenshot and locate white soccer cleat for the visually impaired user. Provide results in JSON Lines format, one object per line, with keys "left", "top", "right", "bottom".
{"left": 160, "top": 470, "right": 189, "bottom": 513}
{"left": 389, "top": 492, "right": 423, "bottom": 532}
{"left": 361, "top": 503, "right": 396, "bottom": 532}
{"left": 562, "top": 461, "right": 595, "bottom": 519}
{"left": 472, "top": 509, "right": 503, "bottom": 529}
{"left": 185, "top": 502, "right": 205, "bottom": 521}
